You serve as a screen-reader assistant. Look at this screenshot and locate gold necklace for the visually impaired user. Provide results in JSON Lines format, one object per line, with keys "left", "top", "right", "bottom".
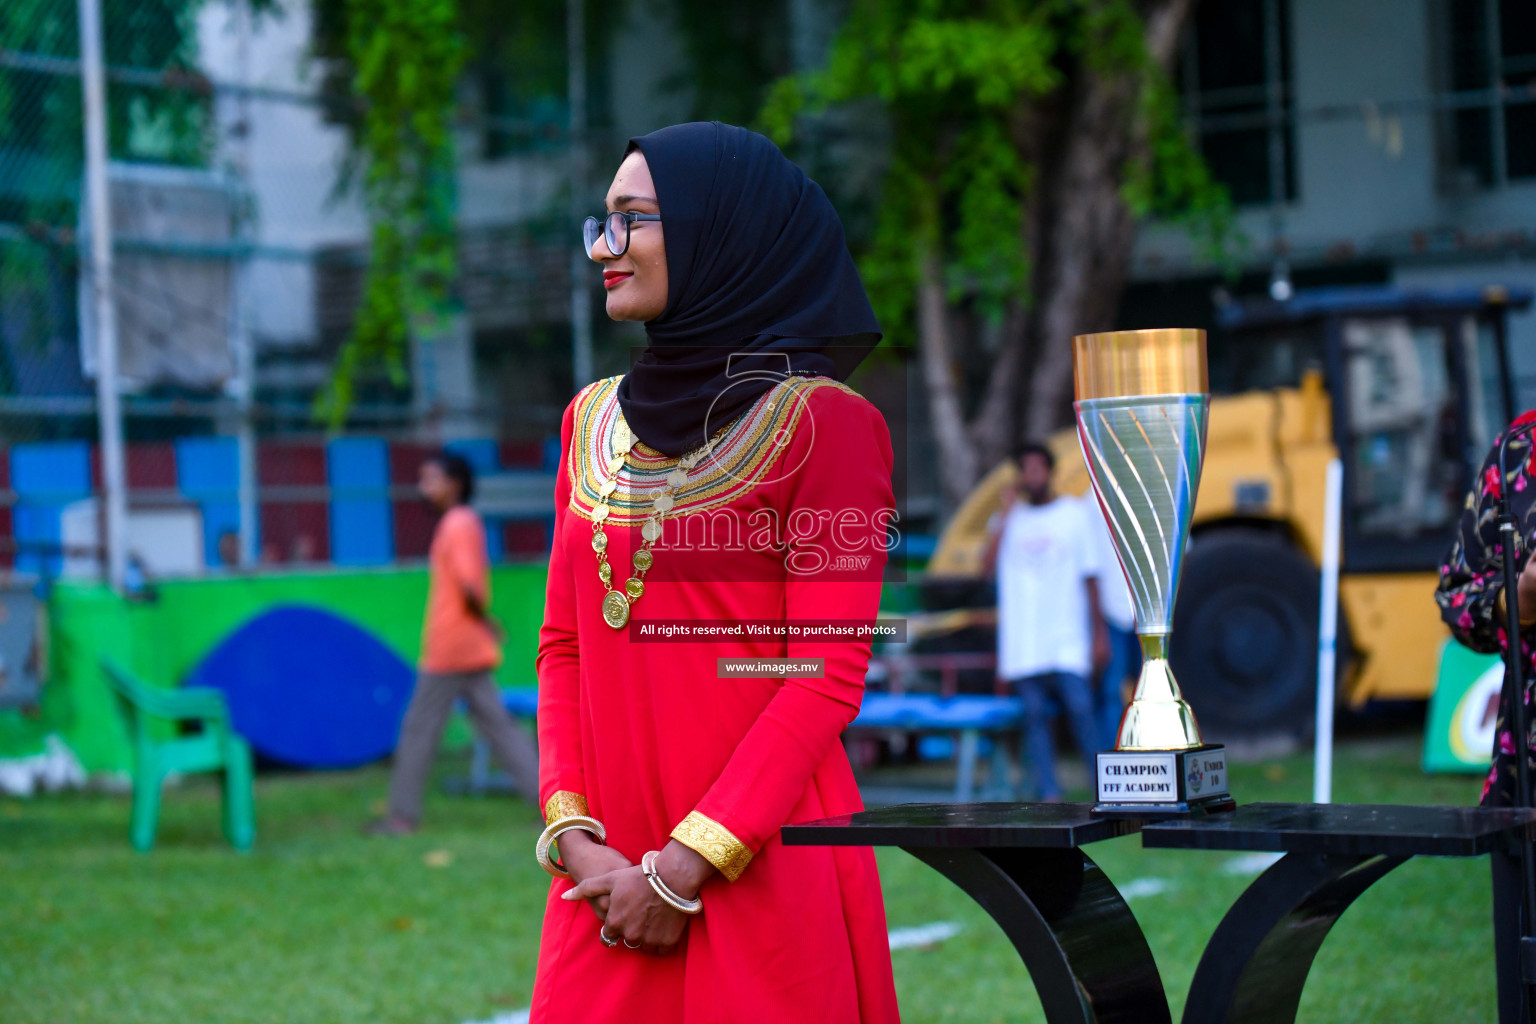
{"left": 591, "top": 414, "right": 718, "bottom": 629}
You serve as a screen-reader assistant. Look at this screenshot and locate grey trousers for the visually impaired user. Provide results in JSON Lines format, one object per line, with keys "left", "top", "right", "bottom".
{"left": 386, "top": 669, "right": 541, "bottom": 823}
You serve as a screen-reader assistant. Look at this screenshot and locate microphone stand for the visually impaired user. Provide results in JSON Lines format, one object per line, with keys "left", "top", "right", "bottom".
{"left": 1495, "top": 422, "right": 1536, "bottom": 1022}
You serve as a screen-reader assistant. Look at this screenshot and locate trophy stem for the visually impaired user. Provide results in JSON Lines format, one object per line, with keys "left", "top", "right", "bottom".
{"left": 1114, "top": 632, "right": 1204, "bottom": 752}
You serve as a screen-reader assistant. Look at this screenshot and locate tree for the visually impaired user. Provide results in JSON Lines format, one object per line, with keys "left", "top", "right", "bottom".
{"left": 307, "top": 0, "right": 607, "bottom": 421}
{"left": 765, "top": 0, "right": 1232, "bottom": 510}
{"left": 306, "top": 0, "right": 466, "bottom": 423}
{"left": 0, "top": 0, "right": 222, "bottom": 364}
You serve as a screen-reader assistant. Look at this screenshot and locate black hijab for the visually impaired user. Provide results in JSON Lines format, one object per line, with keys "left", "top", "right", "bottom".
{"left": 613, "top": 121, "right": 880, "bottom": 457}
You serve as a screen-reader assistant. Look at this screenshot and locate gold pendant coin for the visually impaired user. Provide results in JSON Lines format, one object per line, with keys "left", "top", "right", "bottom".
{"left": 598, "top": 561, "right": 612, "bottom": 585}
{"left": 653, "top": 492, "right": 675, "bottom": 514}
{"left": 666, "top": 469, "right": 688, "bottom": 488}
{"left": 598, "top": 478, "right": 617, "bottom": 497}
{"left": 624, "top": 577, "right": 645, "bottom": 600}
{"left": 642, "top": 519, "right": 662, "bottom": 543}
{"left": 602, "top": 590, "right": 630, "bottom": 629}
{"left": 632, "top": 548, "right": 653, "bottom": 571}
{"left": 591, "top": 531, "right": 608, "bottom": 552}
{"left": 592, "top": 504, "right": 610, "bottom": 523}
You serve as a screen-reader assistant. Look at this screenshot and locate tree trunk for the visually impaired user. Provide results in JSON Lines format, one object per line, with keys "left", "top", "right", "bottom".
{"left": 1021, "top": 0, "right": 1197, "bottom": 440}
{"left": 965, "top": 299, "right": 1027, "bottom": 474}
{"left": 917, "top": 246, "right": 979, "bottom": 508}
{"left": 923, "top": 0, "right": 1200, "bottom": 507}
{"left": 1024, "top": 94, "right": 1137, "bottom": 439}
{"left": 966, "top": 91, "right": 1068, "bottom": 476}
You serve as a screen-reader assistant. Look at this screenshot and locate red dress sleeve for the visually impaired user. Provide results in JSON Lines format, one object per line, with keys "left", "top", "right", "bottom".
{"left": 671, "top": 385, "right": 894, "bottom": 880}
{"left": 536, "top": 392, "right": 589, "bottom": 824}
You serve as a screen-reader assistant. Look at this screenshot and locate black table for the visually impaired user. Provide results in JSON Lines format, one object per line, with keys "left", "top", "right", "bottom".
{"left": 1142, "top": 803, "right": 1536, "bottom": 1024}
{"left": 783, "top": 802, "right": 1167, "bottom": 1024}
{"left": 782, "top": 801, "right": 1536, "bottom": 1024}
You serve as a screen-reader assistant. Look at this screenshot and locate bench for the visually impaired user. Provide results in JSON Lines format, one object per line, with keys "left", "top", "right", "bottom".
{"left": 848, "top": 692, "right": 1022, "bottom": 801}
{"left": 456, "top": 674, "right": 1024, "bottom": 803}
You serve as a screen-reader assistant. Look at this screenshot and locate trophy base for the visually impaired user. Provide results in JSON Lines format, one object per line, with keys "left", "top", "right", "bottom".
{"left": 1093, "top": 744, "right": 1235, "bottom": 819}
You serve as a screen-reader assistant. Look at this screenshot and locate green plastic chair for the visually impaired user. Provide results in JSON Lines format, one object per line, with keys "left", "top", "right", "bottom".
{"left": 101, "top": 661, "right": 255, "bottom": 852}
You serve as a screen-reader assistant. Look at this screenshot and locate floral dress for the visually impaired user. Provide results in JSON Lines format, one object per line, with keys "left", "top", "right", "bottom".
{"left": 1435, "top": 410, "right": 1536, "bottom": 806}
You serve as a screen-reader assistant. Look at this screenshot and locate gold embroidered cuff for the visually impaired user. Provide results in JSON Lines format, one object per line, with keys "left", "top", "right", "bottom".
{"left": 544, "top": 790, "right": 589, "bottom": 825}
{"left": 671, "top": 810, "right": 753, "bottom": 882}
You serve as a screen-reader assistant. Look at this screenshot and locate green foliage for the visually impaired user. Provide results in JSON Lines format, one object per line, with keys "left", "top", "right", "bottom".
{"left": 764, "top": 0, "right": 1236, "bottom": 342}
{"left": 315, "top": 0, "right": 466, "bottom": 425}
{"left": 1124, "top": 70, "right": 1237, "bottom": 268}
{"left": 0, "top": 0, "right": 215, "bottom": 358}
{"left": 663, "top": 0, "right": 789, "bottom": 127}
{"left": 456, "top": 0, "right": 570, "bottom": 107}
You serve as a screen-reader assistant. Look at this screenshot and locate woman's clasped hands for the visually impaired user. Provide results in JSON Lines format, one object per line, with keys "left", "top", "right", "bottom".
{"left": 557, "top": 831, "right": 712, "bottom": 956}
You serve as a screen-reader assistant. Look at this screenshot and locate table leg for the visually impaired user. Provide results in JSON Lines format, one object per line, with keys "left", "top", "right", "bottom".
{"left": 1491, "top": 846, "right": 1527, "bottom": 1024}
{"left": 1181, "top": 851, "right": 1406, "bottom": 1024}
{"left": 904, "top": 845, "right": 1170, "bottom": 1024}
{"left": 987, "top": 730, "right": 1017, "bottom": 800}
{"left": 956, "top": 730, "right": 979, "bottom": 802}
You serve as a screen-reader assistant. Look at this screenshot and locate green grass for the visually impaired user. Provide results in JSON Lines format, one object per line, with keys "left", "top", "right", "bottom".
{"left": 0, "top": 735, "right": 1497, "bottom": 1023}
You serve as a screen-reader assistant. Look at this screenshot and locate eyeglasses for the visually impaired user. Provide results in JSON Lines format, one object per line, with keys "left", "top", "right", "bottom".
{"left": 583, "top": 210, "right": 661, "bottom": 260}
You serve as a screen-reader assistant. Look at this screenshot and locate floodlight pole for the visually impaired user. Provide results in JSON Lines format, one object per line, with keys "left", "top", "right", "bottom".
{"left": 79, "top": 0, "right": 128, "bottom": 590}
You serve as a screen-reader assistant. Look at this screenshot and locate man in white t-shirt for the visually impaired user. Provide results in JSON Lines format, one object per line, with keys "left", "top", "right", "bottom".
{"left": 983, "top": 442, "right": 1109, "bottom": 800}
{"left": 1084, "top": 493, "right": 1143, "bottom": 750}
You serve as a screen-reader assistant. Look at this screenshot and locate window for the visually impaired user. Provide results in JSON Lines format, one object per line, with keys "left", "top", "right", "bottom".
{"left": 1341, "top": 318, "right": 1463, "bottom": 545}
{"left": 1464, "top": 314, "right": 1512, "bottom": 459}
{"left": 1209, "top": 323, "right": 1325, "bottom": 395}
{"left": 1179, "top": 0, "right": 1297, "bottom": 206}
{"left": 1442, "top": 0, "right": 1536, "bottom": 189}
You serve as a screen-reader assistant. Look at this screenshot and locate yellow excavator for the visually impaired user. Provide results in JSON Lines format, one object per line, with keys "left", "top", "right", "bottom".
{"left": 922, "top": 285, "right": 1531, "bottom": 736}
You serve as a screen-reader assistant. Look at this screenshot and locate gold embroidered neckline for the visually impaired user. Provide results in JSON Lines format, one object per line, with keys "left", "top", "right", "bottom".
{"left": 566, "top": 373, "right": 856, "bottom": 525}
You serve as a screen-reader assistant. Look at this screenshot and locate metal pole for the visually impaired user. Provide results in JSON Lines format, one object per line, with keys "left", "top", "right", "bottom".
{"left": 232, "top": 0, "right": 257, "bottom": 566}
{"left": 1313, "top": 457, "right": 1342, "bottom": 804}
{"left": 567, "top": 0, "right": 593, "bottom": 391}
{"left": 1262, "top": 0, "right": 1288, "bottom": 254}
{"left": 78, "top": 0, "right": 128, "bottom": 590}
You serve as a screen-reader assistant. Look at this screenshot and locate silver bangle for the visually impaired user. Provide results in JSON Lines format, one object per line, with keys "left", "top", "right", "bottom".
{"left": 536, "top": 814, "right": 607, "bottom": 878}
{"left": 641, "top": 849, "right": 703, "bottom": 915}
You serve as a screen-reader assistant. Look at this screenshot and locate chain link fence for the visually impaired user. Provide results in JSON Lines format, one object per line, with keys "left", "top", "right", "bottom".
{"left": 0, "top": 0, "right": 648, "bottom": 584}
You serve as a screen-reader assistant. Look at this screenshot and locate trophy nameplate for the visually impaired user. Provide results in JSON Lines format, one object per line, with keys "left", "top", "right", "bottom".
{"left": 1096, "top": 746, "right": 1231, "bottom": 816}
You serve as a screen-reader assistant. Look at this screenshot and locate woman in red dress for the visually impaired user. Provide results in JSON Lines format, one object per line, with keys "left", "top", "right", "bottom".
{"left": 529, "top": 122, "right": 902, "bottom": 1023}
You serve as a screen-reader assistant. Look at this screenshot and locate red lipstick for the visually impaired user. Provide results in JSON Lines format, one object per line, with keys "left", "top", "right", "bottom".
{"left": 603, "top": 271, "right": 632, "bottom": 289}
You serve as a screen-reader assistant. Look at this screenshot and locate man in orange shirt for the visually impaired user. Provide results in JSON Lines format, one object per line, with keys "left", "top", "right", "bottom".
{"left": 369, "top": 451, "right": 541, "bottom": 834}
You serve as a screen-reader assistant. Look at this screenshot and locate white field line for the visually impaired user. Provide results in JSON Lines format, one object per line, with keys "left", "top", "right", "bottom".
{"left": 1118, "top": 877, "right": 1174, "bottom": 900}
{"left": 888, "top": 920, "right": 964, "bottom": 949}
{"left": 1222, "top": 852, "right": 1284, "bottom": 875}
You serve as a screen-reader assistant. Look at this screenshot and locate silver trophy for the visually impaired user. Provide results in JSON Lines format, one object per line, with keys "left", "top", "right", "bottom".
{"left": 1074, "top": 328, "right": 1234, "bottom": 816}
